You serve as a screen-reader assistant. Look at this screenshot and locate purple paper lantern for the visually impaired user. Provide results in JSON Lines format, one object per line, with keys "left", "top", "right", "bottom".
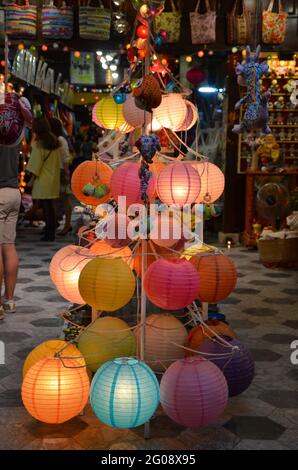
{"left": 160, "top": 357, "right": 228, "bottom": 428}
{"left": 198, "top": 336, "right": 255, "bottom": 397}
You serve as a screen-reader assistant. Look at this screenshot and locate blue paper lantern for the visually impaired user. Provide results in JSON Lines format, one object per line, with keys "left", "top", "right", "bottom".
{"left": 113, "top": 92, "right": 126, "bottom": 105}
{"left": 90, "top": 357, "right": 160, "bottom": 428}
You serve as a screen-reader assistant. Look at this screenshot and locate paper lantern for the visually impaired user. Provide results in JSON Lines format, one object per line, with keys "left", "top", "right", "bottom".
{"left": 71, "top": 160, "right": 113, "bottom": 206}
{"left": 186, "top": 67, "right": 206, "bottom": 86}
{"left": 135, "top": 314, "right": 188, "bottom": 371}
{"left": 90, "top": 240, "right": 133, "bottom": 267}
{"left": 190, "top": 252, "right": 237, "bottom": 303}
{"left": 92, "top": 96, "right": 126, "bottom": 130}
{"left": 123, "top": 94, "right": 151, "bottom": 128}
{"left": 22, "top": 357, "right": 90, "bottom": 424}
{"left": 133, "top": 240, "right": 179, "bottom": 277}
{"left": 23, "top": 340, "right": 84, "bottom": 377}
{"left": 175, "top": 101, "right": 198, "bottom": 131}
{"left": 144, "top": 259, "right": 199, "bottom": 310}
{"left": 191, "top": 161, "right": 225, "bottom": 204}
{"left": 49, "top": 245, "right": 90, "bottom": 305}
{"left": 79, "top": 258, "right": 136, "bottom": 311}
{"left": 149, "top": 158, "right": 166, "bottom": 177}
{"left": 90, "top": 357, "right": 160, "bottom": 428}
{"left": 160, "top": 357, "right": 228, "bottom": 428}
{"left": 154, "top": 94, "right": 188, "bottom": 130}
{"left": 186, "top": 320, "right": 236, "bottom": 355}
{"left": 78, "top": 317, "right": 136, "bottom": 372}
{"left": 110, "top": 162, "right": 156, "bottom": 207}
{"left": 98, "top": 213, "right": 131, "bottom": 248}
{"left": 149, "top": 212, "right": 184, "bottom": 248}
{"left": 156, "top": 163, "right": 201, "bottom": 206}
{"left": 198, "top": 337, "right": 255, "bottom": 397}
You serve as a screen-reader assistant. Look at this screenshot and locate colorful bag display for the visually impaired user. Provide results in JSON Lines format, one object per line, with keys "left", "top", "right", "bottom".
{"left": 227, "top": 0, "right": 251, "bottom": 45}
{"left": 79, "top": 0, "right": 111, "bottom": 41}
{"left": 154, "top": 0, "right": 181, "bottom": 44}
{"left": 189, "top": 0, "right": 216, "bottom": 45}
{"left": 262, "top": 0, "right": 288, "bottom": 44}
{"left": 5, "top": 0, "right": 37, "bottom": 38}
{"left": 41, "top": 1, "right": 73, "bottom": 40}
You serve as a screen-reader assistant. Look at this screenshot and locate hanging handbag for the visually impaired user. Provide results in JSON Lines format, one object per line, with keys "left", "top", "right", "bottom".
{"left": 79, "top": 0, "right": 111, "bottom": 41}
{"left": 154, "top": 0, "right": 181, "bottom": 43}
{"left": 227, "top": 0, "right": 251, "bottom": 45}
{"left": 5, "top": 0, "right": 37, "bottom": 38}
{"left": 41, "top": 0, "right": 73, "bottom": 40}
{"left": 190, "top": 0, "right": 216, "bottom": 45}
{"left": 262, "top": 0, "right": 288, "bottom": 44}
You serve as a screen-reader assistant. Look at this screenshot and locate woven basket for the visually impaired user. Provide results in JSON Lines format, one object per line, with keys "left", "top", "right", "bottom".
{"left": 258, "top": 237, "right": 298, "bottom": 269}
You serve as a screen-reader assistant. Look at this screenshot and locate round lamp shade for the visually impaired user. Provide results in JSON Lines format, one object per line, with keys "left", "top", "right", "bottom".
{"left": 154, "top": 94, "right": 188, "bottom": 130}
{"left": 123, "top": 94, "right": 151, "bottom": 128}
{"left": 90, "top": 240, "right": 133, "bottom": 268}
{"left": 191, "top": 161, "right": 225, "bottom": 204}
{"left": 23, "top": 340, "right": 84, "bottom": 377}
{"left": 186, "top": 68, "right": 206, "bottom": 86}
{"left": 78, "top": 317, "right": 136, "bottom": 372}
{"left": 144, "top": 259, "right": 199, "bottom": 310}
{"left": 71, "top": 160, "right": 113, "bottom": 207}
{"left": 198, "top": 337, "right": 255, "bottom": 397}
{"left": 92, "top": 96, "right": 126, "bottom": 130}
{"left": 149, "top": 212, "right": 184, "bottom": 248}
{"left": 135, "top": 314, "right": 188, "bottom": 372}
{"left": 90, "top": 357, "right": 160, "bottom": 428}
{"left": 133, "top": 240, "right": 179, "bottom": 278}
{"left": 160, "top": 357, "right": 228, "bottom": 428}
{"left": 186, "top": 320, "right": 236, "bottom": 355}
{"left": 110, "top": 162, "right": 156, "bottom": 207}
{"left": 97, "top": 213, "right": 131, "bottom": 248}
{"left": 175, "top": 101, "right": 199, "bottom": 132}
{"left": 22, "top": 357, "right": 90, "bottom": 424}
{"left": 190, "top": 252, "right": 237, "bottom": 303}
{"left": 78, "top": 258, "right": 136, "bottom": 311}
{"left": 157, "top": 163, "right": 201, "bottom": 207}
{"left": 49, "top": 245, "right": 90, "bottom": 304}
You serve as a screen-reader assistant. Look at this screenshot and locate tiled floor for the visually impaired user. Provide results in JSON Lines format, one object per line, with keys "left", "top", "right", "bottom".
{"left": 0, "top": 227, "right": 298, "bottom": 450}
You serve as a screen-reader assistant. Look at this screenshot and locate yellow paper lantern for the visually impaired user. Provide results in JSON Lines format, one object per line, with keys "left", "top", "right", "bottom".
{"left": 154, "top": 94, "right": 188, "bottom": 130}
{"left": 78, "top": 316, "right": 136, "bottom": 372}
{"left": 135, "top": 314, "right": 188, "bottom": 372}
{"left": 23, "top": 340, "right": 84, "bottom": 378}
{"left": 49, "top": 245, "right": 90, "bottom": 304}
{"left": 90, "top": 240, "right": 133, "bottom": 268}
{"left": 92, "top": 96, "right": 126, "bottom": 130}
{"left": 22, "top": 357, "right": 90, "bottom": 424}
{"left": 78, "top": 258, "right": 136, "bottom": 311}
{"left": 191, "top": 161, "right": 225, "bottom": 204}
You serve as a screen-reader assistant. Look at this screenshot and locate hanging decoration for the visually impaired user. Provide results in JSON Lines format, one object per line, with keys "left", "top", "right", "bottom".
{"left": 71, "top": 160, "right": 113, "bottom": 207}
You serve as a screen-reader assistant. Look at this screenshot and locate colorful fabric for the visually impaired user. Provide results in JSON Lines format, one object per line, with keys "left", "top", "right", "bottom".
{"left": 27, "top": 142, "right": 60, "bottom": 200}
{"left": 154, "top": 0, "right": 181, "bottom": 43}
{"left": 79, "top": 4, "right": 111, "bottom": 40}
{"left": 5, "top": 2, "right": 37, "bottom": 38}
{"left": 190, "top": 0, "right": 216, "bottom": 44}
{"left": 227, "top": 0, "right": 251, "bottom": 45}
{"left": 262, "top": 0, "right": 288, "bottom": 44}
{"left": 42, "top": 3, "right": 73, "bottom": 39}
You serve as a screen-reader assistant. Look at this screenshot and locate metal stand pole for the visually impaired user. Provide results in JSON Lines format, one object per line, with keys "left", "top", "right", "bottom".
{"left": 4, "top": 34, "right": 8, "bottom": 93}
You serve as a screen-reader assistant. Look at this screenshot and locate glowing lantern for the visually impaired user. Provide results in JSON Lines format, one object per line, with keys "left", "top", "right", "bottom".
{"left": 92, "top": 96, "right": 126, "bottom": 130}
{"left": 156, "top": 163, "right": 201, "bottom": 206}
{"left": 154, "top": 94, "right": 188, "bottom": 129}
{"left": 78, "top": 258, "right": 136, "bottom": 311}
{"left": 49, "top": 245, "right": 90, "bottom": 304}
{"left": 22, "top": 357, "right": 90, "bottom": 424}
{"left": 137, "top": 25, "right": 148, "bottom": 39}
{"left": 97, "top": 213, "right": 131, "bottom": 248}
{"left": 144, "top": 259, "right": 199, "bottom": 310}
{"left": 160, "top": 357, "right": 228, "bottom": 428}
{"left": 110, "top": 162, "right": 156, "bottom": 207}
{"left": 186, "top": 320, "right": 236, "bottom": 354}
{"left": 123, "top": 94, "right": 152, "bottom": 128}
{"left": 190, "top": 252, "right": 237, "bottom": 303}
{"left": 78, "top": 317, "right": 136, "bottom": 372}
{"left": 191, "top": 161, "right": 225, "bottom": 204}
{"left": 149, "top": 212, "right": 184, "bottom": 248}
{"left": 71, "top": 160, "right": 113, "bottom": 207}
{"left": 175, "top": 101, "right": 199, "bottom": 131}
{"left": 90, "top": 240, "right": 133, "bottom": 268}
{"left": 90, "top": 357, "right": 159, "bottom": 428}
{"left": 23, "top": 340, "right": 84, "bottom": 377}
{"left": 133, "top": 240, "right": 179, "bottom": 277}
{"left": 135, "top": 314, "right": 188, "bottom": 371}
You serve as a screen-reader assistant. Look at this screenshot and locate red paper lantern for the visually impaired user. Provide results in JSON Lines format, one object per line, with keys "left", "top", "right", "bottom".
{"left": 156, "top": 163, "right": 201, "bottom": 207}
{"left": 137, "top": 25, "right": 148, "bottom": 39}
{"left": 144, "top": 259, "right": 199, "bottom": 310}
{"left": 186, "top": 68, "right": 206, "bottom": 86}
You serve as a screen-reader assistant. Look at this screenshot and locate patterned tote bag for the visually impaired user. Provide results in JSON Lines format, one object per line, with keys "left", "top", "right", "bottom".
{"left": 190, "top": 0, "right": 216, "bottom": 45}
{"left": 154, "top": 0, "right": 181, "bottom": 43}
{"left": 79, "top": 0, "right": 111, "bottom": 40}
{"left": 262, "top": 0, "right": 288, "bottom": 44}
{"left": 227, "top": 0, "right": 251, "bottom": 45}
{"left": 42, "top": 0, "right": 74, "bottom": 40}
{"left": 5, "top": 0, "right": 37, "bottom": 38}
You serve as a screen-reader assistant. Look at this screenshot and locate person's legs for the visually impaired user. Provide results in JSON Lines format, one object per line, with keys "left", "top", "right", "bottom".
{"left": 2, "top": 244, "right": 19, "bottom": 301}
{"left": 41, "top": 199, "right": 56, "bottom": 241}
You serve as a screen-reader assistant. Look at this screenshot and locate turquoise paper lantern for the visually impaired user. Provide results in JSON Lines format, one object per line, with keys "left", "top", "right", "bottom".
{"left": 90, "top": 357, "right": 160, "bottom": 428}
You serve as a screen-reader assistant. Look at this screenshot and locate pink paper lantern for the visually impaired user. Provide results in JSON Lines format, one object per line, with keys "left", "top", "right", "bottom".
{"left": 123, "top": 94, "right": 151, "bottom": 128}
{"left": 175, "top": 101, "right": 199, "bottom": 131}
{"left": 98, "top": 213, "right": 131, "bottom": 248}
{"left": 110, "top": 162, "right": 156, "bottom": 207}
{"left": 150, "top": 212, "right": 183, "bottom": 248}
{"left": 191, "top": 161, "right": 225, "bottom": 204}
{"left": 156, "top": 163, "right": 201, "bottom": 207}
{"left": 143, "top": 258, "right": 199, "bottom": 310}
{"left": 160, "top": 357, "right": 228, "bottom": 428}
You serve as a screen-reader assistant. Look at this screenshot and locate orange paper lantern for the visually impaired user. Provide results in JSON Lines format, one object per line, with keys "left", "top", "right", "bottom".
{"left": 157, "top": 163, "right": 201, "bottom": 206}
{"left": 90, "top": 240, "right": 133, "bottom": 268}
{"left": 71, "top": 160, "right": 113, "bottom": 207}
{"left": 154, "top": 94, "right": 188, "bottom": 130}
{"left": 22, "top": 357, "right": 90, "bottom": 424}
{"left": 190, "top": 252, "right": 237, "bottom": 303}
{"left": 186, "top": 320, "right": 237, "bottom": 355}
{"left": 191, "top": 161, "right": 225, "bottom": 204}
